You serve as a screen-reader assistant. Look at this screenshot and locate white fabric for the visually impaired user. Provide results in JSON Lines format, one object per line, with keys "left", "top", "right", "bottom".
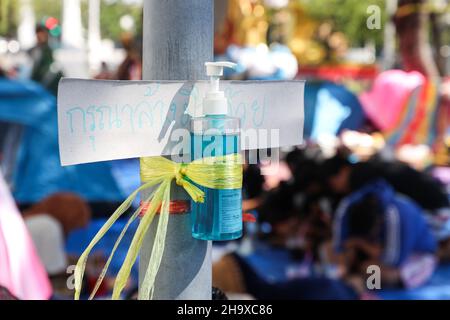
{"left": 25, "top": 215, "right": 67, "bottom": 276}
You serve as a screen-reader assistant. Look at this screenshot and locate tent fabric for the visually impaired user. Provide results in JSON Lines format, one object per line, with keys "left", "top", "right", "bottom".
{"left": 360, "top": 70, "right": 442, "bottom": 147}
{"left": 384, "top": 80, "right": 441, "bottom": 147}
{"left": 360, "top": 70, "right": 425, "bottom": 132}
{"left": 0, "top": 172, "right": 52, "bottom": 300}
{"left": 304, "top": 81, "right": 366, "bottom": 140}
{"left": 0, "top": 79, "right": 125, "bottom": 203}
{"left": 398, "top": 80, "right": 440, "bottom": 146}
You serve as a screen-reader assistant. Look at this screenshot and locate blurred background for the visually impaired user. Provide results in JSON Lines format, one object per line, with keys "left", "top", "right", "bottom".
{"left": 0, "top": 0, "right": 449, "bottom": 300}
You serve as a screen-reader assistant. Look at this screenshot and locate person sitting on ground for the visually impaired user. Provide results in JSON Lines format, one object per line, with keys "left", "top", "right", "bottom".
{"left": 323, "top": 153, "right": 450, "bottom": 260}
{"left": 322, "top": 153, "right": 449, "bottom": 212}
{"left": 257, "top": 182, "right": 302, "bottom": 247}
{"left": 257, "top": 179, "right": 335, "bottom": 266}
{"left": 332, "top": 179, "right": 438, "bottom": 290}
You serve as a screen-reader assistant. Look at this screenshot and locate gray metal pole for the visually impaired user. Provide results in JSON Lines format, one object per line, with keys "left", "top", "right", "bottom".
{"left": 139, "top": 0, "right": 213, "bottom": 300}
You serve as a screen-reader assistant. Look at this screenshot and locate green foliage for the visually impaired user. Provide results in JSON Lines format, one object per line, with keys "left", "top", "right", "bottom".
{"left": 100, "top": 0, "right": 142, "bottom": 42}
{"left": 0, "top": 0, "right": 18, "bottom": 37}
{"left": 300, "top": 0, "right": 387, "bottom": 49}
{"left": 33, "top": 0, "right": 62, "bottom": 22}
{"left": 31, "top": 0, "right": 142, "bottom": 42}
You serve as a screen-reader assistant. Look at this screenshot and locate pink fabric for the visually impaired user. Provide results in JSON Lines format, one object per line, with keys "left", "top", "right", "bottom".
{"left": 359, "top": 70, "right": 425, "bottom": 131}
{"left": 0, "top": 174, "right": 52, "bottom": 300}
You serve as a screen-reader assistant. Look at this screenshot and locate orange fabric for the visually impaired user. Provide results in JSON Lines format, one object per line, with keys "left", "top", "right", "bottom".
{"left": 399, "top": 80, "right": 435, "bottom": 145}
{"left": 23, "top": 193, "right": 91, "bottom": 236}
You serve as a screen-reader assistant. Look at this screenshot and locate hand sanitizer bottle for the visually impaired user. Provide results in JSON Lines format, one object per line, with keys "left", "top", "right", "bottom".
{"left": 190, "top": 62, "right": 243, "bottom": 241}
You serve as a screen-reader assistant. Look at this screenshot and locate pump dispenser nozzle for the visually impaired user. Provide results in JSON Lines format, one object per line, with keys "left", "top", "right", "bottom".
{"left": 204, "top": 61, "right": 237, "bottom": 115}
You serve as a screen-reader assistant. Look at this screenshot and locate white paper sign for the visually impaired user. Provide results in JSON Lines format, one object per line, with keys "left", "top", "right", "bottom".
{"left": 58, "top": 79, "right": 304, "bottom": 166}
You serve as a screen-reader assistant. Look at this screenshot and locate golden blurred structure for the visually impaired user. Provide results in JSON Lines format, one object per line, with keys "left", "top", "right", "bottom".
{"left": 216, "top": 0, "right": 353, "bottom": 66}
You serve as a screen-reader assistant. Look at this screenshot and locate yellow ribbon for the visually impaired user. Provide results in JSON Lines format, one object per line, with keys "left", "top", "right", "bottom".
{"left": 74, "top": 154, "right": 243, "bottom": 300}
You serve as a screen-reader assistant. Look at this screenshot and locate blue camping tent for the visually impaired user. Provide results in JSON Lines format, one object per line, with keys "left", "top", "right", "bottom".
{"left": 0, "top": 79, "right": 125, "bottom": 203}
{"left": 304, "top": 81, "right": 366, "bottom": 140}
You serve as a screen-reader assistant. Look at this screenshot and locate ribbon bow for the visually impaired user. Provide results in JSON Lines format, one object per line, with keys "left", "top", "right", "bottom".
{"left": 74, "top": 154, "right": 243, "bottom": 300}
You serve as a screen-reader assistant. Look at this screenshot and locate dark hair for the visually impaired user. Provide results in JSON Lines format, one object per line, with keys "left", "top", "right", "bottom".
{"left": 36, "top": 25, "right": 49, "bottom": 33}
{"left": 292, "top": 158, "right": 322, "bottom": 193}
{"left": 348, "top": 162, "right": 380, "bottom": 191}
{"left": 243, "top": 164, "right": 265, "bottom": 199}
{"left": 286, "top": 147, "right": 324, "bottom": 193}
{"left": 347, "top": 194, "right": 381, "bottom": 239}
{"left": 285, "top": 148, "right": 306, "bottom": 173}
{"left": 321, "top": 155, "right": 350, "bottom": 178}
{"left": 258, "top": 182, "right": 297, "bottom": 225}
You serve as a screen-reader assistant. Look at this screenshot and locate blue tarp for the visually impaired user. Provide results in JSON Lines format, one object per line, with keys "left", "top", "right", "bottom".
{"left": 304, "top": 81, "right": 366, "bottom": 139}
{"left": 0, "top": 79, "right": 125, "bottom": 203}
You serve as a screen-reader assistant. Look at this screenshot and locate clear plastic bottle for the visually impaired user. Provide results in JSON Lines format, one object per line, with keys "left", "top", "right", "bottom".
{"left": 190, "top": 62, "right": 243, "bottom": 241}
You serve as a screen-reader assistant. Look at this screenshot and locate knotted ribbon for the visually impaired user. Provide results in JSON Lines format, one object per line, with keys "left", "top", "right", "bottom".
{"left": 74, "top": 154, "right": 243, "bottom": 300}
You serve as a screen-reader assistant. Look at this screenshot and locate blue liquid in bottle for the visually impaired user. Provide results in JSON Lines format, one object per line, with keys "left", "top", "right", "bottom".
{"left": 190, "top": 116, "right": 243, "bottom": 241}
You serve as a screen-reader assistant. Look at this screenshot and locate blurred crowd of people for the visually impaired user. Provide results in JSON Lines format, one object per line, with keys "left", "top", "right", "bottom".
{"left": 213, "top": 136, "right": 450, "bottom": 299}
